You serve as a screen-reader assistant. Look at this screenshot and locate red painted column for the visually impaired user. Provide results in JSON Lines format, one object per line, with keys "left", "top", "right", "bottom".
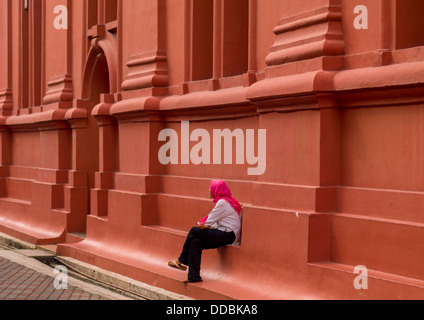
{"left": 113, "top": 0, "right": 169, "bottom": 176}
{"left": 120, "top": 0, "right": 168, "bottom": 95}
{"left": 43, "top": 0, "right": 73, "bottom": 108}
{"left": 91, "top": 94, "right": 118, "bottom": 218}
{"left": 249, "top": 0, "right": 344, "bottom": 185}
{"left": 32, "top": 0, "right": 73, "bottom": 243}
{"left": 247, "top": 0, "right": 344, "bottom": 267}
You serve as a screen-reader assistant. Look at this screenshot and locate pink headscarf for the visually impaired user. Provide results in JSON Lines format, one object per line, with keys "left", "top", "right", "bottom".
{"left": 199, "top": 180, "right": 241, "bottom": 225}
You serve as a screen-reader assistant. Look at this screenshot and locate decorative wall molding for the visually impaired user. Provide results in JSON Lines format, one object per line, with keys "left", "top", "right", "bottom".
{"left": 42, "top": 74, "right": 74, "bottom": 106}
{"left": 0, "top": 89, "right": 13, "bottom": 116}
{"left": 121, "top": 51, "right": 169, "bottom": 93}
{"left": 265, "top": 5, "right": 345, "bottom": 69}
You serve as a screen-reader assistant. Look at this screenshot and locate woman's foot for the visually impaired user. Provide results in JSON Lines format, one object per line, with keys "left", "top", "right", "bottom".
{"left": 183, "top": 278, "right": 203, "bottom": 283}
{"left": 168, "top": 259, "right": 187, "bottom": 271}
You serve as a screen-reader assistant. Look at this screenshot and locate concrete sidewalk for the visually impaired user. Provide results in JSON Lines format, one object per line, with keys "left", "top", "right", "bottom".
{"left": 0, "top": 249, "right": 133, "bottom": 300}
{"left": 0, "top": 249, "right": 139, "bottom": 300}
{"left": 0, "top": 232, "right": 191, "bottom": 301}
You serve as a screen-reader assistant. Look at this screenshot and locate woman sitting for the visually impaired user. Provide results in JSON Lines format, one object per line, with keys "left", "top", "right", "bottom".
{"left": 168, "top": 180, "right": 242, "bottom": 283}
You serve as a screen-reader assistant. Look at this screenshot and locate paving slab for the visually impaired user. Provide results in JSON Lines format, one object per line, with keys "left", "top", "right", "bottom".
{"left": 0, "top": 250, "right": 134, "bottom": 300}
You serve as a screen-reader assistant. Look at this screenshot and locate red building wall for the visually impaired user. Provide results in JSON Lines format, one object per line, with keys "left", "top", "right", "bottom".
{"left": 0, "top": 0, "right": 423, "bottom": 299}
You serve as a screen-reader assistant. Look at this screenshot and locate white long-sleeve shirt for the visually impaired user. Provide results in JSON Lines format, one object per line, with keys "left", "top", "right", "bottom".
{"left": 205, "top": 199, "right": 242, "bottom": 245}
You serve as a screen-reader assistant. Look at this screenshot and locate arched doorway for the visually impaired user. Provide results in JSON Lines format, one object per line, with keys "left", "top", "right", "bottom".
{"left": 66, "top": 35, "right": 118, "bottom": 236}
{"left": 85, "top": 52, "right": 109, "bottom": 195}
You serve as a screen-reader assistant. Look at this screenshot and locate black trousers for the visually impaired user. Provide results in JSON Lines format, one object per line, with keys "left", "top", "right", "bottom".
{"left": 178, "top": 227, "right": 236, "bottom": 281}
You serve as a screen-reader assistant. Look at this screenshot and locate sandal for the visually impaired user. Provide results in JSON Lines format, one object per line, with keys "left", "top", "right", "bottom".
{"left": 168, "top": 260, "right": 187, "bottom": 271}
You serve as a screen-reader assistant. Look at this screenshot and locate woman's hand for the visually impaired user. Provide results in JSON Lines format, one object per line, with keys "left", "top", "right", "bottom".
{"left": 198, "top": 224, "right": 210, "bottom": 230}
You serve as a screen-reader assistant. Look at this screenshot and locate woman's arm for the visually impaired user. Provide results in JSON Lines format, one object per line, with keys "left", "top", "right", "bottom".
{"left": 204, "top": 200, "right": 227, "bottom": 227}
